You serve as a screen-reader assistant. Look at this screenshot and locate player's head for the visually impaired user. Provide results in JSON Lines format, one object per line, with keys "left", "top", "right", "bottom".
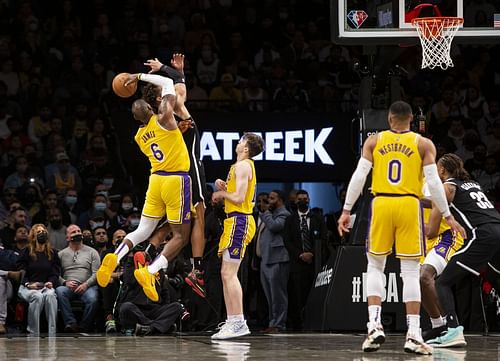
{"left": 142, "top": 83, "right": 162, "bottom": 111}
{"left": 237, "top": 132, "right": 264, "bottom": 158}
{"left": 437, "top": 153, "right": 471, "bottom": 182}
{"left": 388, "top": 101, "right": 413, "bottom": 127}
{"left": 132, "top": 99, "right": 154, "bottom": 124}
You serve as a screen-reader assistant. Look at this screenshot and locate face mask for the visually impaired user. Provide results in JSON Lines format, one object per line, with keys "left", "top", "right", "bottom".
{"left": 130, "top": 218, "right": 140, "bottom": 227}
{"left": 297, "top": 201, "right": 309, "bottom": 212}
{"left": 90, "top": 220, "right": 105, "bottom": 230}
{"left": 36, "top": 232, "right": 48, "bottom": 243}
{"left": 70, "top": 234, "right": 83, "bottom": 243}
{"left": 103, "top": 178, "right": 114, "bottom": 187}
{"left": 94, "top": 202, "right": 106, "bottom": 211}
{"left": 50, "top": 219, "right": 62, "bottom": 229}
{"left": 65, "top": 195, "right": 77, "bottom": 205}
{"left": 122, "top": 202, "right": 133, "bottom": 211}
{"left": 83, "top": 235, "right": 94, "bottom": 246}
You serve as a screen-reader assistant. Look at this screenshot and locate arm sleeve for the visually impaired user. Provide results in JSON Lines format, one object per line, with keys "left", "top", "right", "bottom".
{"left": 260, "top": 210, "right": 289, "bottom": 233}
{"left": 343, "top": 157, "right": 372, "bottom": 211}
{"left": 138, "top": 73, "right": 174, "bottom": 89}
{"left": 423, "top": 164, "right": 451, "bottom": 218}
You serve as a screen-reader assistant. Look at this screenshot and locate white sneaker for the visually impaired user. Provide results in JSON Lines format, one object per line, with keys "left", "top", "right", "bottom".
{"left": 362, "top": 325, "right": 385, "bottom": 352}
{"left": 404, "top": 329, "right": 433, "bottom": 355}
{"left": 211, "top": 320, "right": 251, "bottom": 340}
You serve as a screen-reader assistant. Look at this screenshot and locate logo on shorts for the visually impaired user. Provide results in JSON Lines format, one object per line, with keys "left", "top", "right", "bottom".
{"left": 184, "top": 212, "right": 191, "bottom": 221}
{"left": 231, "top": 248, "right": 240, "bottom": 256}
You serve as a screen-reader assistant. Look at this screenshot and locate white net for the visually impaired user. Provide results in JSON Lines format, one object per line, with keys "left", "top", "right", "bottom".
{"left": 412, "top": 17, "right": 464, "bottom": 70}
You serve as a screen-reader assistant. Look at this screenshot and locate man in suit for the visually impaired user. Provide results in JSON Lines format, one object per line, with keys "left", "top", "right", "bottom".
{"left": 258, "top": 190, "right": 290, "bottom": 333}
{"left": 284, "top": 189, "right": 327, "bottom": 331}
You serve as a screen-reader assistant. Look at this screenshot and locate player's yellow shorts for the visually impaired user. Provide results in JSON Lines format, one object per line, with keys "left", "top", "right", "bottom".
{"left": 367, "top": 194, "right": 425, "bottom": 259}
{"left": 142, "top": 171, "right": 191, "bottom": 224}
{"left": 218, "top": 212, "right": 256, "bottom": 261}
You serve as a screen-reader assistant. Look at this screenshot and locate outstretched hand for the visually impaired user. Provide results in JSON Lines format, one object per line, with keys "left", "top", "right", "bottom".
{"left": 170, "top": 53, "right": 185, "bottom": 72}
{"left": 144, "top": 58, "right": 163, "bottom": 73}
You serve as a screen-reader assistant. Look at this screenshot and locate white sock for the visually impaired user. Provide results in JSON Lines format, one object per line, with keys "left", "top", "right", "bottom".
{"left": 147, "top": 255, "right": 168, "bottom": 274}
{"left": 368, "top": 305, "right": 382, "bottom": 328}
{"left": 407, "top": 314, "right": 420, "bottom": 335}
{"left": 430, "top": 316, "right": 446, "bottom": 328}
{"left": 227, "top": 314, "right": 244, "bottom": 323}
{"left": 115, "top": 243, "right": 130, "bottom": 262}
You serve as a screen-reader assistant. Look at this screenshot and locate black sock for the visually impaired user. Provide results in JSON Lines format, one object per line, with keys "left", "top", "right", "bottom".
{"left": 445, "top": 313, "right": 459, "bottom": 328}
{"left": 193, "top": 257, "right": 203, "bottom": 271}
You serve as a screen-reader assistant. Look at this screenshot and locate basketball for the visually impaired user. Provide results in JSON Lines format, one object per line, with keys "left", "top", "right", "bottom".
{"left": 112, "top": 72, "right": 137, "bottom": 98}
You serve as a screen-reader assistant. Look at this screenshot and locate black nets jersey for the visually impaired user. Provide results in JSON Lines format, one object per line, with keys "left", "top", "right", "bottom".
{"left": 444, "top": 178, "right": 500, "bottom": 234}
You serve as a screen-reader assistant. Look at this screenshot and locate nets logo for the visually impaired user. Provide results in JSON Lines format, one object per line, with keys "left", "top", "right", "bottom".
{"left": 200, "top": 128, "right": 334, "bottom": 165}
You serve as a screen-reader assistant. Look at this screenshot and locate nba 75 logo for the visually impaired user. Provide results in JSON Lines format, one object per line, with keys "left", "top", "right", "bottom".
{"left": 347, "top": 10, "right": 368, "bottom": 29}
{"left": 351, "top": 272, "right": 401, "bottom": 303}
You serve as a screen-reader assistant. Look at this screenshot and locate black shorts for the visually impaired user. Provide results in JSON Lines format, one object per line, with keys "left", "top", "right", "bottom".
{"left": 183, "top": 123, "right": 207, "bottom": 206}
{"left": 449, "top": 223, "right": 500, "bottom": 274}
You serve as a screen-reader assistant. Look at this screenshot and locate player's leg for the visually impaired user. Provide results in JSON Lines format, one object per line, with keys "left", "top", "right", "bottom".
{"left": 97, "top": 176, "right": 164, "bottom": 287}
{"left": 212, "top": 214, "right": 255, "bottom": 340}
{"left": 420, "top": 240, "right": 450, "bottom": 340}
{"left": 363, "top": 197, "right": 392, "bottom": 352}
{"left": 395, "top": 197, "right": 432, "bottom": 355}
{"left": 134, "top": 173, "right": 191, "bottom": 301}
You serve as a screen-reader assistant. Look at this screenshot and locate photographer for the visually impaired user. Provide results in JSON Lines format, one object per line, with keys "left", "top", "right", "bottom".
{"left": 118, "top": 246, "right": 184, "bottom": 336}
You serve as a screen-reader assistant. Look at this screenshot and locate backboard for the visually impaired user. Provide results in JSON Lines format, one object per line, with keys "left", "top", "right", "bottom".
{"left": 332, "top": 0, "right": 500, "bottom": 45}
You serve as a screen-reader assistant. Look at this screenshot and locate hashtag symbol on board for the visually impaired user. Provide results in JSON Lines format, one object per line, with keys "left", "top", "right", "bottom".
{"left": 352, "top": 277, "right": 362, "bottom": 302}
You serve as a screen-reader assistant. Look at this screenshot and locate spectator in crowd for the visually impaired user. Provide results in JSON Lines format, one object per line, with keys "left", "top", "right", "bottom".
{"left": 243, "top": 74, "right": 268, "bottom": 112}
{"left": 46, "top": 208, "right": 68, "bottom": 251}
{"left": 460, "top": 85, "right": 489, "bottom": 123}
{"left": 464, "top": 143, "right": 488, "bottom": 174}
{"left": 11, "top": 225, "right": 30, "bottom": 255}
{"left": 17, "top": 224, "right": 60, "bottom": 336}
{"left": 3, "top": 156, "right": 33, "bottom": 190}
{"left": 258, "top": 190, "right": 290, "bottom": 333}
{"left": 209, "top": 73, "right": 242, "bottom": 112}
{"left": 98, "top": 228, "right": 125, "bottom": 334}
{"left": 272, "top": 72, "right": 310, "bottom": 112}
{"left": 46, "top": 152, "right": 82, "bottom": 196}
{"left": 119, "top": 249, "right": 184, "bottom": 336}
{"left": 62, "top": 188, "right": 83, "bottom": 225}
{"left": 477, "top": 99, "right": 500, "bottom": 142}
{"left": 27, "top": 104, "right": 54, "bottom": 146}
{"left": 77, "top": 192, "right": 111, "bottom": 231}
{"left": 484, "top": 121, "right": 500, "bottom": 155}
{"left": 472, "top": 156, "right": 500, "bottom": 196}
{"left": 0, "top": 209, "right": 28, "bottom": 250}
{"left": 56, "top": 224, "right": 100, "bottom": 332}
{"left": 284, "top": 189, "right": 327, "bottom": 331}
{"left": 0, "top": 242, "right": 23, "bottom": 335}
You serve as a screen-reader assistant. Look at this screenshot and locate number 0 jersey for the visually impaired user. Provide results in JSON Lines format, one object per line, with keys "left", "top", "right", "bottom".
{"left": 444, "top": 178, "right": 500, "bottom": 231}
{"left": 134, "top": 114, "right": 190, "bottom": 173}
{"left": 371, "top": 130, "right": 423, "bottom": 197}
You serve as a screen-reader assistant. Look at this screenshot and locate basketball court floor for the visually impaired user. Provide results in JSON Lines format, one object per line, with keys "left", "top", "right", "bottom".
{"left": 0, "top": 332, "right": 498, "bottom": 360}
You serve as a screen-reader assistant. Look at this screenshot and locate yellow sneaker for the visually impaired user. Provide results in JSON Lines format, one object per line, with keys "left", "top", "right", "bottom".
{"left": 96, "top": 253, "right": 118, "bottom": 287}
{"left": 134, "top": 265, "right": 159, "bottom": 302}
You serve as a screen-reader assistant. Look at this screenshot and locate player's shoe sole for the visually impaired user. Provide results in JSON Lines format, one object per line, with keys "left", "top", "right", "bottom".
{"left": 96, "top": 253, "right": 118, "bottom": 287}
{"left": 185, "top": 274, "right": 206, "bottom": 298}
{"left": 134, "top": 266, "right": 159, "bottom": 302}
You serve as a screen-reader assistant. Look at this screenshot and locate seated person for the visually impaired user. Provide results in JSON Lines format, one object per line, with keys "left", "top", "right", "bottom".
{"left": 17, "top": 224, "right": 60, "bottom": 336}
{"left": 0, "top": 242, "right": 23, "bottom": 334}
{"left": 56, "top": 224, "right": 101, "bottom": 332}
{"left": 118, "top": 246, "right": 185, "bottom": 336}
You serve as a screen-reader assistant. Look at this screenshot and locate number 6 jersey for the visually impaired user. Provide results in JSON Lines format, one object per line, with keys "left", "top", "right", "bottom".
{"left": 444, "top": 178, "right": 500, "bottom": 233}
{"left": 371, "top": 130, "right": 423, "bottom": 197}
{"left": 135, "top": 114, "right": 190, "bottom": 173}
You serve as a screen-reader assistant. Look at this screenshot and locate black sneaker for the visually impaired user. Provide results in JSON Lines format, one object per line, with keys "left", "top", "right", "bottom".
{"left": 135, "top": 323, "right": 152, "bottom": 336}
{"left": 422, "top": 325, "right": 447, "bottom": 341}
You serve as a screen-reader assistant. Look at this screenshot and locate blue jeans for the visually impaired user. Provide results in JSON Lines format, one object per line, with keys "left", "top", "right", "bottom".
{"left": 56, "top": 285, "right": 98, "bottom": 331}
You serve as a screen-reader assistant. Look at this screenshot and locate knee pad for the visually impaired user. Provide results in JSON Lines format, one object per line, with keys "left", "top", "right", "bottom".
{"left": 366, "top": 254, "right": 387, "bottom": 298}
{"left": 126, "top": 217, "right": 160, "bottom": 247}
{"left": 401, "top": 259, "right": 421, "bottom": 302}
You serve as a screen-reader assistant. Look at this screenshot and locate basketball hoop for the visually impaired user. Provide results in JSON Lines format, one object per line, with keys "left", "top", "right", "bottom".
{"left": 412, "top": 17, "right": 464, "bottom": 70}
